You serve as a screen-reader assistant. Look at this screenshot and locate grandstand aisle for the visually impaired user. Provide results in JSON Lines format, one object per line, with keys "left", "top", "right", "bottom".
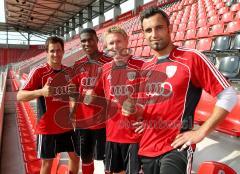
{"left": 0, "top": 76, "right": 25, "bottom": 174}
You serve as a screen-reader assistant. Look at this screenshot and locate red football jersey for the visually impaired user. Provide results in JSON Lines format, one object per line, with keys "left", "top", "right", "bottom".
{"left": 97, "top": 56, "right": 145, "bottom": 143}
{"left": 138, "top": 47, "right": 230, "bottom": 157}
{"left": 23, "top": 63, "right": 73, "bottom": 134}
{"left": 71, "top": 53, "right": 112, "bottom": 129}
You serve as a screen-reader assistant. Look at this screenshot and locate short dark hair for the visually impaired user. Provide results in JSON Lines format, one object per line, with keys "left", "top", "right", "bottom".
{"left": 140, "top": 7, "right": 170, "bottom": 26}
{"left": 45, "top": 36, "right": 64, "bottom": 52}
{"left": 79, "top": 28, "right": 97, "bottom": 38}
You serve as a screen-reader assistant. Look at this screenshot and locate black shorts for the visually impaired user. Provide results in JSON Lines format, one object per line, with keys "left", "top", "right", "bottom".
{"left": 105, "top": 141, "right": 141, "bottom": 174}
{"left": 141, "top": 146, "right": 194, "bottom": 174}
{"left": 74, "top": 128, "right": 106, "bottom": 162}
{"left": 37, "top": 130, "right": 77, "bottom": 159}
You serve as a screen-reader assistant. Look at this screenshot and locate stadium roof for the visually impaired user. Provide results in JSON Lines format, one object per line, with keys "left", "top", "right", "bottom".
{"left": 4, "top": 0, "right": 127, "bottom": 35}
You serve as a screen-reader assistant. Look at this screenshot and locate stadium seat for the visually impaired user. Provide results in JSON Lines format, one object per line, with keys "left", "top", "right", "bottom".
{"left": 230, "top": 3, "right": 240, "bottom": 12}
{"left": 184, "top": 40, "right": 196, "bottom": 49}
{"left": 196, "top": 26, "right": 209, "bottom": 38}
{"left": 134, "top": 47, "right": 143, "bottom": 57}
{"left": 185, "top": 29, "right": 196, "bottom": 40}
{"left": 221, "top": 11, "right": 234, "bottom": 23}
{"left": 218, "top": 56, "right": 240, "bottom": 78}
{"left": 209, "top": 23, "right": 225, "bottom": 36}
{"left": 225, "top": 20, "right": 240, "bottom": 33}
{"left": 215, "top": 2, "right": 225, "bottom": 9}
{"left": 212, "top": 36, "right": 231, "bottom": 51}
{"left": 173, "top": 41, "right": 183, "bottom": 47}
{"left": 177, "top": 23, "right": 187, "bottom": 32}
{"left": 57, "top": 164, "right": 69, "bottom": 174}
{"left": 208, "top": 15, "right": 220, "bottom": 26}
{"left": 207, "top": 9, "right": 217, "bottom": 17}
{"left": 187, "top": 21, "right": 196, "bottom": 30}
{"left": 196, "top": 38, "right": 213, "bottom": 52}
{"left": 197, "top": 18, "right": 208, "bottom": 28}
{"left": 141, "top": 46, "right": 151, "bottom": 57}
{"left": 174, "top": 31, "right": 185, "bottom": 41}
{"left": 197, "top": 161, "right": 237, "bottom": 174}
{"left": 231, "top": 34, "right": 240, "bottom": 50}
{"left": 235, "top": 10, "right": 240, "bottom": 20}
{"left": 218, "top": 6, "right": 229, "bottom": 15}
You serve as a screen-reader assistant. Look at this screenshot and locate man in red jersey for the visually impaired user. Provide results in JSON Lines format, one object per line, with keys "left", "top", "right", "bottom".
{"left": 132, "top": 7, "right": 238, "bottom": 174}
{"left": 70, "top": 28, "right": 112, "bottom": 174}
{"left": 95, "top": 26, "right": 145, "bottom": 174}
{"left": 17, "top": 36, "right": 79, "bottom": 174}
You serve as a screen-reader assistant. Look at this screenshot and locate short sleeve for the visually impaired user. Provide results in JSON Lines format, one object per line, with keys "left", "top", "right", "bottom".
{"left": 191, "top": 51, "right": 230, "bottom": 97}
{"left": 22, "top": 68, "right": 41, "bottom": 90}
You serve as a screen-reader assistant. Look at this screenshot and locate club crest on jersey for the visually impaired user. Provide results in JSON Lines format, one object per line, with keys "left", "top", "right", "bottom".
{"left": 127, "top": 71, "right": 136, "bottom": 81}
{"left": 64, "top": 74, "right": 70, "bottom": 81}
{"left": 166, "top": 66, "right": 177, "bottom": 78}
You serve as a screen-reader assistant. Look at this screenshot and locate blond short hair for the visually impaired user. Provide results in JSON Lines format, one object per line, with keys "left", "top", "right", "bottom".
{"left": 104, "top": 26, "right": 128, "bottom": 40}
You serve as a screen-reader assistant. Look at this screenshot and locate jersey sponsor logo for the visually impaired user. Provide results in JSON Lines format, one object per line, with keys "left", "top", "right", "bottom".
{"left": 146, "top": 82, "right": 172, "bottom": 97}
{"left": 54, "top": 85, "right": 70, "bottom": 96}
{"left": 81, "top": 77, "right": 97, "bottom": 87}
{"left": 110, "top": 85, "right": 134, "bottom": 96}
{"left": 166, "top": 66, "right": 177, "bottom": 78}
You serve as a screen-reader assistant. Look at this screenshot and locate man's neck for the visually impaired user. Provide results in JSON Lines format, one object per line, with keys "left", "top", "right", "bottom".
{"left": 48, "top": 62, "right": 61, "bottom": 70}
{"left": 88, "top": 51, "right": 101, "bottom": 61}
{"left": 154, "top": 44, "right": 175, "bottom": 58}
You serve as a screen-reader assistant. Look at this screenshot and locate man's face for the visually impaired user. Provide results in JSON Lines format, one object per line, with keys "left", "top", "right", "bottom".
{"left": 47, "top": 42, "right": 64, "bottom": 66}
{"left": 80, "top": 33, "right": 98, "bottom": 55}
{"left": 105, "top": 32, "right": 129, "bottom": 63}
{"left": 142, "top": 13, "right": 171, "bottom": 52}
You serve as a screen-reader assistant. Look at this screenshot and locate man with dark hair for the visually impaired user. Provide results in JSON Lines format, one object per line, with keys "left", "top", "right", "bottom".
{"left": 17, "top": 36, "right": 80, "bottom": 174}
{"left": 135, "top": 7, "right": 238, "bottom": 174}
{"left": 70, "top": 28, "right": 112, "bottom": 174}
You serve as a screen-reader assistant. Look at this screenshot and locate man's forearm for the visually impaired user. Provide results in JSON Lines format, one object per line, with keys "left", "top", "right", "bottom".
{"left": 17, "top": 89, "right": 43, "bottom": 101}
{"left": 197, "top": 106, "right": 229, "bottom": 137}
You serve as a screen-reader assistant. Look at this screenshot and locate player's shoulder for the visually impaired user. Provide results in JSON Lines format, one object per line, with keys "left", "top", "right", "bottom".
{"left": 99, "top": 52, "right": 113, "bottom": 64}
{"left": 74, "top": 55, "right": 88, "bottom": 65}
{"left": 171, "top": 47, "right": 203, "bottom": 61}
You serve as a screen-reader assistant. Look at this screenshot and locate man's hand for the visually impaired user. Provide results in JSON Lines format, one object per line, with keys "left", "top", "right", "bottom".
{"left": 171, "top": 130, "right": 205, "bottom": 151}
{"left": 41, "top": 79, "right": 54, "bottom": 97}
{"left": 122, "top": 96, "right": 136, "bottom": 116}
{"left": 83, "top": 89, "right": 95, "bottom": 105}
{"left": 132, "top": 121, "right": 144, "bottom": 134}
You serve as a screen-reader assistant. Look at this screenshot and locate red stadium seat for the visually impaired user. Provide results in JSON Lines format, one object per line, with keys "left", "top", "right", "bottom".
{"left": 196, "top": 26, "right": 209, "bottom": 38}
{"left": 235, "top": 11, "right": 240, "bottom": 20}
{"left": 184, "top": 40, "right": 196, "bottom": 49}
{"left": 134, "top": 47, "right": 143, "bottom": 57}
{"left": 221, "top": 11, "right": 234, "bottom": 23}
{"left": 177, "top": 23, "right": 187, "bottom": 32}
{"left": 230, "top": 3, "right": 240, "bottom": 12}
{"left": 25, "top": 160, "right": 41, "bottom": 174}
{"left": 197, "top": 18, "right": 207, "bottom": 28}
{"left": 174, "top": 31, "right": 185, "bottom": 41}
{"left": 215, "top": 2, "right": 225, "bottom": 9}
{"left": 185, "top": 29, "right": 196, "bottom": 40}
{"left": 218, "top": 6, "right": 229, "bottom": 15}
{"left": 198, "top": 161, "right": 237, "bottom": 174}
{"left": 173, "top": 41, "right": 183, "bottom": 47}
{"left": 209, "top": 23, "right": 225, "bottom": 36}
{"left": 57, "top": 164, "right": 69, "bottom": 174}
{"left": 207, "top": 9, "right": 217, "bottom": 17}
{"left": 187, "top": 21, "right": 196, "bottom": 30}
{"left": 142, "top": 46, "right": 151, "bottom": 57}
{"left": 196, "top": 38, "right": 213, "bottom": 51}
{"left": 225, "top": 20, "right": 240, "bottom": 33}
{"left": 208, "top": 15, "right": 220, "bottom": 26}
